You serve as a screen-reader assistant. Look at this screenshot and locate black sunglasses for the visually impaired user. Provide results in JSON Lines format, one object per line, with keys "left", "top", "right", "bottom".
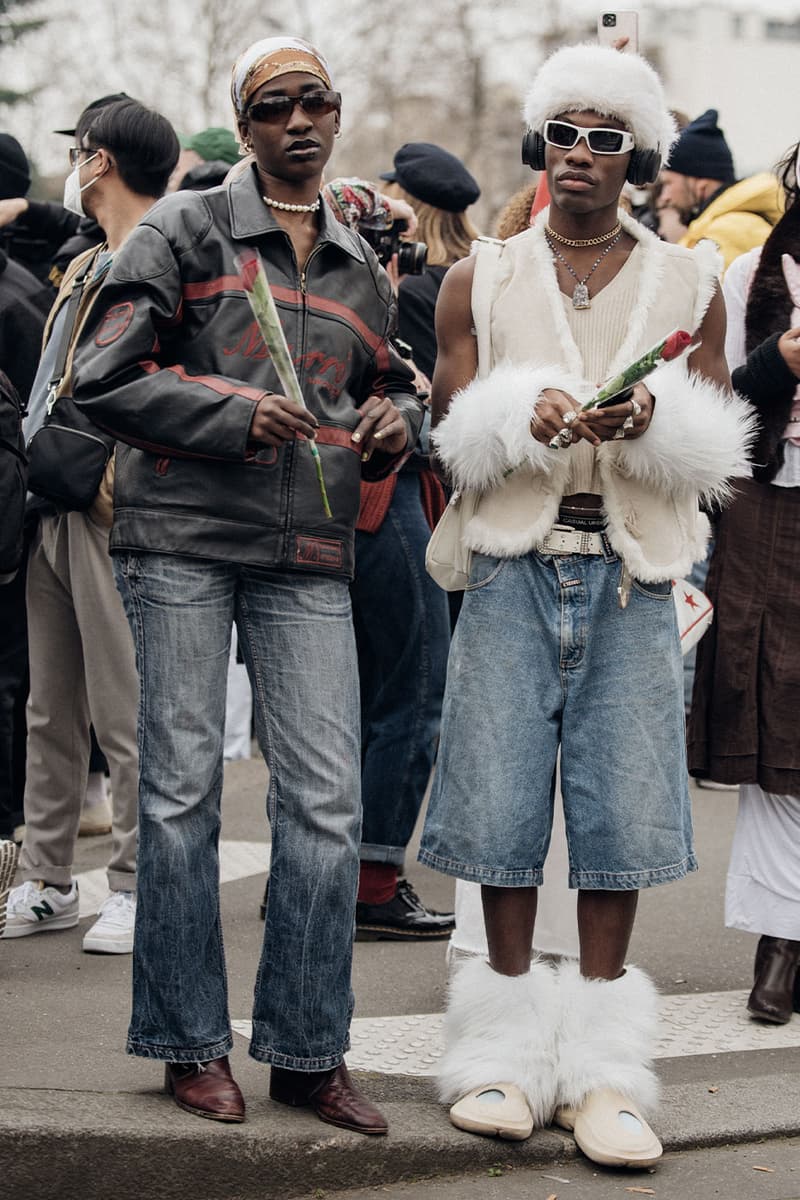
{"left": 246, "top": 89, "right": 341, "bottom": 124}
{"left": 543, "top": 119, "right": 635, "bottom": 155}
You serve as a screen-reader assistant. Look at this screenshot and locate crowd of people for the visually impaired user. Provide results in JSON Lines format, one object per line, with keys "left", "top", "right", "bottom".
{"left": 0, "top": 29, "right": 798, "bottom": 1172}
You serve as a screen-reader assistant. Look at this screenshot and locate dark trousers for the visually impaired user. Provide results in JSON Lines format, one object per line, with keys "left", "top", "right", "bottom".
{"left": 0, "top": 552, "right": 28, "bottom": 838}
{"left": 351, "top": 473, "right": 451, "bottom": 867}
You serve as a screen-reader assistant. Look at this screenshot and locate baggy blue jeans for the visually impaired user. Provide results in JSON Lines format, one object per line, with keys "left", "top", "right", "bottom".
{"left": 351, "top": 473, "right": 450, "bottom": 866}
{"left": 115, "top": 552, "right": 361, "bottom": 1068}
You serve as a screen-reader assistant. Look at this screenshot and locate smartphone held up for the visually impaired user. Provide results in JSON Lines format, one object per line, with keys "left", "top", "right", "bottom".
{"left": 597, "top": 11, "right": 639, "bottom": 53}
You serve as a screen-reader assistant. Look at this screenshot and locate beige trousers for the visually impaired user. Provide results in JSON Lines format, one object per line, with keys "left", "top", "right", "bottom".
{"left": 19, "top": 512, "right": 139, "bottom": 892}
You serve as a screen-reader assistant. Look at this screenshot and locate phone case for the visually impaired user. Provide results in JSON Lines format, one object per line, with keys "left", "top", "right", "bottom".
{"left": 597, "top": 11, "right": 639, "bottom": 53}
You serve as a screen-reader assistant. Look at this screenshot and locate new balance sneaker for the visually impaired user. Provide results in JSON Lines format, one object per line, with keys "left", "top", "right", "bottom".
{"left": 0, "top": 839, "right": 20, "bottom": 938}
{"left": 2, "top": 879, "right": 79, "bottom": 937}
{"left": 82, "top": 890, "right": 136, "bottom": 954}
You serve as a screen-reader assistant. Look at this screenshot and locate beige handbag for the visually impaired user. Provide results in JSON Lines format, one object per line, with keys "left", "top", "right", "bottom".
{"left": 425, "top": 238, "right": 504, "bottom": 591}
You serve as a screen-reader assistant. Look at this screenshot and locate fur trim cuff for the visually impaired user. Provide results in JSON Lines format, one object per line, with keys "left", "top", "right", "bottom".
{"left": 432, "top": 362, "right": 591, "bottom": 492}
{"left": 611, "top": 362, "right": 758, "bottom": 507}
{"left": 439, "top": 957, "right": 561, "bottom": 1125}
{"left": 556, "top": 962, "right": 660, "bottom": 1115}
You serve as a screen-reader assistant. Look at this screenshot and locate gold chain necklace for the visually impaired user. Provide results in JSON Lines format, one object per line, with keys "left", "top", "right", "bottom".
{"left": 546, "top": 227, "right": 624, "bottom": 309}
{"left": 545, "top": 222, "right": 622, "bottom": 248}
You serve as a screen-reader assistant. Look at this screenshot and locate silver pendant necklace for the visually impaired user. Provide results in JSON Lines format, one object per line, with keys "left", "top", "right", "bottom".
{"left": 263, "top": 193, "right": 320, "bottom": 213}
{"left": 546, "top": 227, "right": 623, "bottom": 309}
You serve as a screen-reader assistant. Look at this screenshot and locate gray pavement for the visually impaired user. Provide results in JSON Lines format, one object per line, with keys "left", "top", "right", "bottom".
{"left": 2, "top": 757, "right": 799, "bottom": 1200}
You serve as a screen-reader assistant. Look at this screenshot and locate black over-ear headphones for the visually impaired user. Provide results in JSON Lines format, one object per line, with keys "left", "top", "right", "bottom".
{"left": 521, "top": 129, "right": 661, "bottom": 187}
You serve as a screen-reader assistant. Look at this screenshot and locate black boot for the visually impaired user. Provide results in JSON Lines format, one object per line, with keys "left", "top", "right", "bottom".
{"left": 747, "top": 936, "right": 800, "bottom": 1024}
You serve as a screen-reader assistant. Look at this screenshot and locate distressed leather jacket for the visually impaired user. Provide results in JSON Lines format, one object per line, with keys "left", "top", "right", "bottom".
{"left": 71, "top": 164, "right": 422, "bottom": 578}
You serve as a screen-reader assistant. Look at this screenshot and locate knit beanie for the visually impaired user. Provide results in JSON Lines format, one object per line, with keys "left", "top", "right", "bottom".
{"left": 0, "top": 133, "right": 31, "bottom": 199}
{"left": 666, "top": 109, "right": 735, "bottom": 182}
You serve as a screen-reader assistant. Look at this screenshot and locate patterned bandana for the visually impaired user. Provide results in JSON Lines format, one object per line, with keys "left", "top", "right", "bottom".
{"left": 231, "top": 36, "right": 334, "bottom": 117}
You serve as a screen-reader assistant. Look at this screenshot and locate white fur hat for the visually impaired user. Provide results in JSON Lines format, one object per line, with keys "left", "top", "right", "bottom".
{"left": 523, "top": 43, "right": 678, "bottom": 156}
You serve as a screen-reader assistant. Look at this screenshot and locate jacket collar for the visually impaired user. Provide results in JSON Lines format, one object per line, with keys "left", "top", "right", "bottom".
{"left": 227, "top": 162, "right": 365, "bottom": 262}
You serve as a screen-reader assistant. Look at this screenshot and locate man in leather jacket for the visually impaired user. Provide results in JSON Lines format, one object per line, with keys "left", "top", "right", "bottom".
{"left": 72, "top": 36, "right": 422, "bottom": 1134}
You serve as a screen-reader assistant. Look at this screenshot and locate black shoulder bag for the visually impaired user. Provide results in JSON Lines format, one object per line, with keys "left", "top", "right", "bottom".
{"left": 27, "top": 258, "right": 116, "bottom": 511}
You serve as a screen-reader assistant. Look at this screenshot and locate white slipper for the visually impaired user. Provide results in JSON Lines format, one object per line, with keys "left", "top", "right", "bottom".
{"left": 555, "top": 1087, "right": 662, "bottom": 1167}
{"left": 449, "top": 1083, "right": 534, "bottom": 1140}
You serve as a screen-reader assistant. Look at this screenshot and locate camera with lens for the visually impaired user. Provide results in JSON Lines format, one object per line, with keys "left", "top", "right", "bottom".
{"left": 359, "top": 219, "right": 428, "bottom": 275}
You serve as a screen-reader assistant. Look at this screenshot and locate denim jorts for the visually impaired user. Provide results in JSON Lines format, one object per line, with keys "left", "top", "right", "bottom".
{"left": 419, "top": 547, "right": 696, "bottom": 890}
{"left": 116, "top": 552, "right": 361, "bottom": 1067}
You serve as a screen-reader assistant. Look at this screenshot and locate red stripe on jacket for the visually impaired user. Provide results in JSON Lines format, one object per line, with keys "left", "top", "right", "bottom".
{"left": 181, "top": 278, "right": 385, "bottom": 354}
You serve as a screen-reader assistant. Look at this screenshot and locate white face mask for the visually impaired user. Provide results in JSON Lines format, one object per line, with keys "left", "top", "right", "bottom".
{"left": 62, "top": 152, "right": 100, "bottom": 217}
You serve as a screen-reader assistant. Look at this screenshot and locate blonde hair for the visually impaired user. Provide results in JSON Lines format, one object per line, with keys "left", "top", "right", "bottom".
{"left": 381, "top": 182, "right": 480, "bottom": 266}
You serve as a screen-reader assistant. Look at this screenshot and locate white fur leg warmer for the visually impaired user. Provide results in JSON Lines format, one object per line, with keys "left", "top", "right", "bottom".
{"left": 438, "top": 956, "right": 561, "bottom": 1125}
{"left": 431, "top": 362, "right": 592, "bottom": 492}
{"left": 555, "top": 962, "right": 660, "bottom": 1116}
{"left": 612, "top": 361, "right": 758, "bottom": 508}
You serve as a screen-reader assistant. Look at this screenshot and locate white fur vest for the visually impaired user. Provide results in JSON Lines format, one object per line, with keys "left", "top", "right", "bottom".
{"left": 432, "top": 209, "right": 757, "bottom": 582}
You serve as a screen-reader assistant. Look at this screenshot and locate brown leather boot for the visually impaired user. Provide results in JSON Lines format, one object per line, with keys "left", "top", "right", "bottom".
{"left": 164, "top": 1055, "right": 246, "bottom": 1122}
{"left": 270, "top": 1062, "right": 388, "bottom": 1135}
{"left": 747, "top": 936, "right": 800, "bottom": 1024}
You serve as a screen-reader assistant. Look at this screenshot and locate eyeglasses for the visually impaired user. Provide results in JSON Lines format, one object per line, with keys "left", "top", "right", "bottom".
{"left": 543, "top": 120, "right": 635, "bottom": 155}
{"left": 246, "top": 90, "right": 341, "bottom": 125}
{"left": 68, "top": 145, "right": 93, "bottom": 166}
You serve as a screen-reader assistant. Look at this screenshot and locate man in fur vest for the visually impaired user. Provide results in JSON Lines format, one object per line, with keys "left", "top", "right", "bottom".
{"left": 417, "top": 44, "right": 755, "bottom": 1168}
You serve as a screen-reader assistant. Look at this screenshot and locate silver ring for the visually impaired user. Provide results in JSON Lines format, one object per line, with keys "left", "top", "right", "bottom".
{"left": 622, "top": 414, "right": 635, "bottom": 431}
{"left": 613, "top": 426, "right": 626, "bottom": 440}
{"left": 563, "top": 409, "right": 579, "bottom": 426}
{"left": 630, "top": 397, "right": 642, "bottom": 417}
{"left": 558, "top": 427, "right": 572, "bottom": 446}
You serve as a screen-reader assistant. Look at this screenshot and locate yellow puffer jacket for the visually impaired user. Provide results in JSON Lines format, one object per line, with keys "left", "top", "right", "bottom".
{"left": 680, "top": 173, "right": 784, "bottom": 272}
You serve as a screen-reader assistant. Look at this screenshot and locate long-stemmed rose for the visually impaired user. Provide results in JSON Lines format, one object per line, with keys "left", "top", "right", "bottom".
{"left": 235, "top": 249, "right": 332, "bottom": 518}
{"left": 582, "top": 329, "right": 693, "bottom": 411}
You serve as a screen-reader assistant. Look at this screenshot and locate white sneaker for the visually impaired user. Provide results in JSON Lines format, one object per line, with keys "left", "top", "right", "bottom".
{"left": 2, "top": 879, "right": 79, "bottom": 937}
{"left": 78, "top": 794, "right": 113, "bottom": 837}
{"left": 0, "top": 839, "right": 20, "bottom": 938}
{"left": 82, "top": 890, "right": 136, "bottom": 954}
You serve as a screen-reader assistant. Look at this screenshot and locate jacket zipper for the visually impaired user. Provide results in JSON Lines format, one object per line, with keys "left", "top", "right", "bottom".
{"left": 281, "top": 243, "right": 323, "bottom": 563}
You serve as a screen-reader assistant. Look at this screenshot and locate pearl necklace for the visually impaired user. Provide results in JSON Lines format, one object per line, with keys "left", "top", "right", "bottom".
{"left": 545, "top": 222, "right": 622, "bottom": 248}
{"left": 262, "top": 193, "right": 320, "bottom": 213}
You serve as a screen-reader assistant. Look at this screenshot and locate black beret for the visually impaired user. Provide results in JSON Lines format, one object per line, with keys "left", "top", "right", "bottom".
{"left": 380, "top": 142, "right": 480, "bottom": 212}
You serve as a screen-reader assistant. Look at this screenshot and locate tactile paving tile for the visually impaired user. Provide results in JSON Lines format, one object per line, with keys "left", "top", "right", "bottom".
{"left": 233, "top": 992, "right": 800, "bottom": 1075}
{"left": 76, "top": 838, "right": 270, "bottom": 917}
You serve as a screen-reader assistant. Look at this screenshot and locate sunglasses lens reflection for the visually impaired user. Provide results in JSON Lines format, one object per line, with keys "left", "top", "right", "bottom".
{"left": 248, "top": 91, "right": 339, "bottom": 123}
{"left": 547, "top": 121, "right": 578, "bottom": 148}
{"left": 588, "top": 129, "right": 626, "bottom": 153}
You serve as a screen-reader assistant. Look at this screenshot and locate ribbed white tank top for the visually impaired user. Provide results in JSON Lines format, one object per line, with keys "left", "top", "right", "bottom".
{"left": 562, "top": 245, "right": 640, "bottom": 495}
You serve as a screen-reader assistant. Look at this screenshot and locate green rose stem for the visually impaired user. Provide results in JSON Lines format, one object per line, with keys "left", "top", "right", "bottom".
{"left": 235, "top": 250, "right": 332, "bottom": 519}
{"left": 582, "top": 328, "right": 693, "bottom": 411}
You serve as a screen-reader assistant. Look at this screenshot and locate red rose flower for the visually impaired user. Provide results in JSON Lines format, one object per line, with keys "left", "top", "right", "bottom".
{"left": 661, "top": 330, "right": 692, "bottom": 361}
